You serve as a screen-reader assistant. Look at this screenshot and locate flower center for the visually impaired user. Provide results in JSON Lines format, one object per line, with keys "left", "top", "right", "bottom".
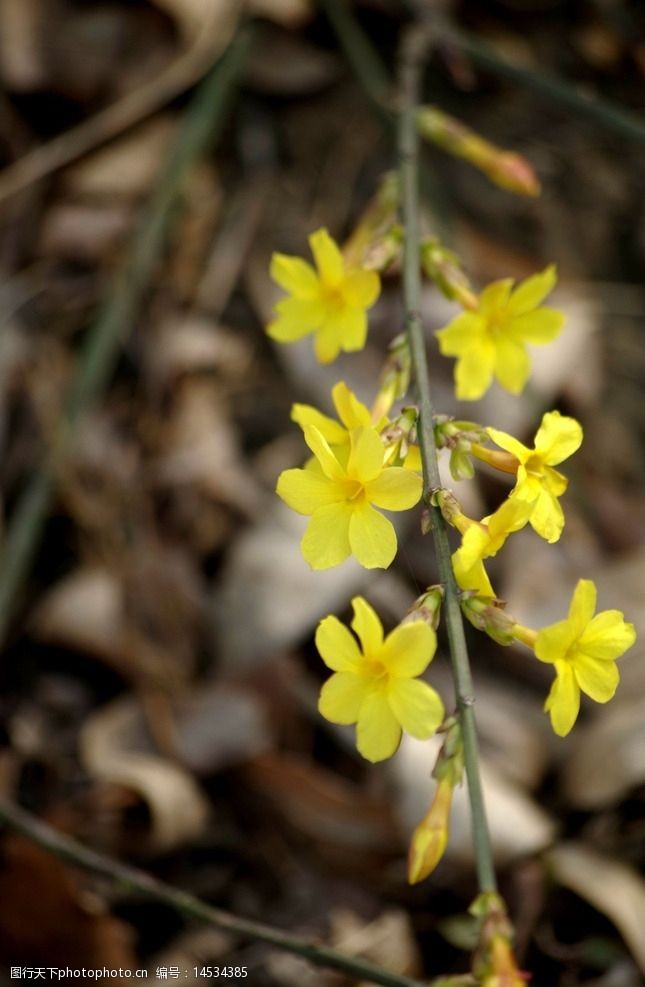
{"left": 363, "top": 658, "right": 389, "bottom": 681}
{"left": 343, "top": 479, "right": 365, "bottom": 502}
{"left": 321, "top": 283, "right": 345, "bottom": 311}
{"left": 524, "top": 453, "right": 544, "bottom": 478}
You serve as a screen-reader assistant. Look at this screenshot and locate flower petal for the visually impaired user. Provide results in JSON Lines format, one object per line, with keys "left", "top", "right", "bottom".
{"left": 291, "top": 403, "right": 347, "bottom": 445}
{"left": 573, "top": 654, "right": 619, "bottom": 703}
{"left": 342, "top": 268, "right": 380, "bottom": 308}
{"left": 507, "top": 308, "right": 564, "bottom": 344}
{"left": 337, "top": 308, "right": 368, "bottom": 353}
{"left": 528, "top": 488, "right": 565, "bottom": 544}
{"left": 567, "top": 579, "right": 597, "bottom": 637}
{"left": 270, "top": 253, "right": 319, "bottom": 298}
{"left": 453, "top": 555, "right": 495, "bottom": 596}
{"left": 309, "top": 228, "right": 344, "bottom": 286}
{"left": 533, "top": 411, "right": 583, "bottom": 465}
{"left": 486, "top": 497, "right": 533, "bottom": 548}
{"left": 350, "top": 597, "right": 383, "bottom": 655}
{"left": 347, "top": 428, "right": 385, "bottom": 483}
{"left": 436, "top": 313, "right": 484, "bottom": 355}
{"left": 479, "top": 278, "right": 513, "bottom": 316}
{"left": 319, "top": 672, "right": 368, "bottom": 724}
{"left": 506, "top": 265, "right": 556, "bottom": 316}
{"left": 331, "top": 381, "right": 371, "bottom": 430}
{"left": 356, "top": 689, "right": 402, "bottom": 762}
{"left": 313, "top": 322, "right": 342, "bottom": 363}
{"left": 388, "top": 678, "right": 444, "bottom": 739}
{"left": 269, "top": 296, "right": 326, "bottom": 339}
{"left": 578, "top": 612, "right": 637, "bottom": 660}
{"left": 455, "top": 340, "right": 495, "bottom": 400}
{"left": 315, "top": 616, "right": 362, "bottom": 671}
{"left": 380, "top": 622, "right": 436, "bottom": 677}
{"left": 494, "top": 336, "right": 531, "bottom": 395}
{"left": 348, "top": 502, "right": 397, "bottom": 569}
{"left": 486, "top": 426, "right": 529, "bottom": 463}
{"left": 544, "top": 661, "right": 580, "bottom": 737}
{"left": 302, "top": 502, "right": 352, "bottom": 570}
{"left": 534, "top": 620, "right": 576, "bottom": 664}
{"left": 276, "top": 468, "right": 338, "bottom": 515}
{"left": 302, "top": 424, "right": 344, "bottom": 481}
{"left": 365, "top": 467, "right": 422, "bottom": 511}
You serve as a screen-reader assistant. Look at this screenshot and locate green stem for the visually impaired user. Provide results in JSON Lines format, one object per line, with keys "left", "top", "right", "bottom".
{"left": 398, "top": 27, "right": 497, "bottom": 895}
{"left": 0, "top": 28, "right": 253, "bottom": 645}
{"left": 0, "top": 799, "right": 427, "bottom": 987}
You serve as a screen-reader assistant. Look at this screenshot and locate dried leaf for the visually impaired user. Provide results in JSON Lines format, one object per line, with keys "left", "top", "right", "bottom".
{"left": 548, "top": 843, "right": 645, "bottom": 973}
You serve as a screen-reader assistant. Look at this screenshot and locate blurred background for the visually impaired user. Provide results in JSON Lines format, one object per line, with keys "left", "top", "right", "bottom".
{"left": 0, "top": 0, "right": 644, "bottom": 983}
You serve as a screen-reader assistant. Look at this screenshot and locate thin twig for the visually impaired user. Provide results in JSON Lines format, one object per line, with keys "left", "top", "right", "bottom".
{"left": 0, "top": 799, "right": 428, "bottom": 987}
{"left": 398, "top": 26, "right": 497, "bottom": 896}
{"left": 0, "top": 5, "right": 241, "bottom": 205}
{"left": 0, "top": 29, "right": 254, "bottom": 645}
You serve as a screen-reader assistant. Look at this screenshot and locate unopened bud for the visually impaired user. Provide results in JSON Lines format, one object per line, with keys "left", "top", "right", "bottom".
{"left": 461, "top": 594, "right": 516, "bottom": 646}
{"left": 343, "top": 172, "right": 401, "bottom": 269}
{"left": 405, "top": 585, "right": 444, "bottom": 630}
{"left": 417, "top": 106, "right": 540, "bottom": 198}
{"left": 407, "top": 778, "right": 453, "bottom": 884}
{"left": 421, "top": 237, "right": 478, "bottom": 309}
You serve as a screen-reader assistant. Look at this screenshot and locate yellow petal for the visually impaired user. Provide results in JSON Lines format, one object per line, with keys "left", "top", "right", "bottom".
{"left": 436, "top": 312, "right": 483, "bottom": 355}
{"left": 403, "top": 445, "right": 422, "bottom": 471}
{"left": 578, "top": 612, "right": 636, "bottom": 660}
{"left": 486, "top": 426, "right": 529, "bottom": 463}
{"left": 388, "top": 678, "right": 444, "bottom": 739}
{"left": 542, "top": 464, "right": 568, "bottom": 497}
{"left": 302, "top": 424, "right": 344, "bottom": 481}
{"left": 276, "top": 468, "right": 339, "bottom": 515}
{"left": 455, "top": 340, "right": 495, "bottom": 400}
{"left": 342, "top": 268, "right": 380, "bottom": 308}
{"left": 365, "top": 467, "right": 422, "bottom": 511}
{"left": 313, "top": 322, "right": 342, "bottom": 363}
{"left": 309, "top": 228, "right": 344, "bottom": 286}
{"left": 544, "top": 661, "right": 580, "bottom": 737}
{"left": 350, "top": 597, "right": 383, "bottom": 655}
{"left": 506, "top": 265, "right": 556, "bottom": 316}
{"left": 347, "top": 428, "right": 385, "bottom": 483}
{"left": 380, "top": 621, "right": 436, "bottom": 677}
{"left": 348, "top": 502, "right": 397, "bottom": 569}
{"left": 270, "top": 253, "right": 319, "bottom": 298}
{"left": 534, "top": 619, "right": 576, "bottom": 664}
{"left": 315, "top": 615, "right": 362, "bottom": 671}
{"left": 454, "top": 524, "right": 491, "bottom": 571}
{"left": 573, "top": 654, "right": 619, "bottom": 703}
{"left": 356, "top": 689, "right": 402, "bottom": 762}
{"left": 534, "top": 411, "right": 583, "bottom": 465}
{"left": 528, "top": 488, "right": 565, "bottom": 544}
{"left": 335, "top": 308, "right": 368, "bottom": 353}
{"left": 479, "top": 278, "right": 513, "bottom": 316}
{"left": 494, "top": 335, "right": 530, "bottom": 395}
{"left": 301, "top": 502, "right": 352, "bottom": 569}
{"left": 271, "top": 296, "right": 326, "bottom": 334}
{"left": 291, "top": 403, "right": 347, "bottom": 445}
{"left": 567, "top": 579, "right": 597, "bottom": 637}
{"left": 486, "top": 497, "right": 532, "bottom": 547}
{"left": 318, "top": 672, "right": 368, "bottom": 724}
{"left": 507, "top": 307, "right": 564, "bottom": 344}
{"left": 453, "top": 555, "right": 495, "bottom": 596}
{"left": 331, "top": 381, "right": 371, "bottom": 430}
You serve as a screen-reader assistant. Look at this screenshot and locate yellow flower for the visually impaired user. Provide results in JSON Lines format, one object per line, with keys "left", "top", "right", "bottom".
{"left": 276, "top": 424, "right": 422, "bottom": 570}
{"left": 452, "top": 498, "right": 533, "bottom": 596}
{"left": 534, "top": 579, "right": 636, "bottom": 737}
{"left": 487, "top": 411, "right": 582, "bottom": 543}
{"left": 436, "top": 265, "right": 564, "bottom": 400}
{"left": 267, "top": 229, "right": 380, "bottom": 364}
{"left": 407, "top": 777, "right": 453, "bottom": 883}
{"left": 317, "top": 597, "right": 444, "bottom": 762}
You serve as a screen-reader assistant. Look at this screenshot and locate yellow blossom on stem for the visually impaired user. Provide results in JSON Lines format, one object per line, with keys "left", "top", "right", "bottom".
{"left": 451, "top": 498, "right": 533, "bottom": 597}
{"left": 436, "top": 266, "right": 564, "bottom": 400}
{"left": 276, "top": 424, "right": 422, "bottom": 570}
{"left": 267, "top": 228, "right": 380, "bottom": 364}
{"left": 316, "top": 597, "right": 444, "bottom": 762}
{"left": 531, "top": 579, "right": 636, "bottom": 737}
{"left": 408, "top": 777, "right": 453, "bottom": 884}
{"left": 486, "top": 411, "right": 583, "bottom": 543}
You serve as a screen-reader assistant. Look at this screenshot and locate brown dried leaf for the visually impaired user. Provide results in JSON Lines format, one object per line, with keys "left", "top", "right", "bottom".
{"left": 548, "top": 843, "right": 645, "bottom": 973}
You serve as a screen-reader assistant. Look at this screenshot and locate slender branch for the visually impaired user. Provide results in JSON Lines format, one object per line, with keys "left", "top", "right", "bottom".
{"left": 0, "top": 799, "right": 427, "bottom": 987}
{"left": 0, "top": 28, "right": 254, "bottom": 645}
{"left": 398, "top": 27, "right": 497, "bottom": 895}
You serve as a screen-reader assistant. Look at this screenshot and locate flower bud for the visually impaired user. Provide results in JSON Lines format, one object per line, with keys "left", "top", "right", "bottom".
{"left": 461, "top": 594, "right": 516, "bottom": 646}
{"left": 404, "top": 585, "right": 444, "bottom": 630}
{"left": 407, "top": 778, "right": 453, "bottom": 884}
